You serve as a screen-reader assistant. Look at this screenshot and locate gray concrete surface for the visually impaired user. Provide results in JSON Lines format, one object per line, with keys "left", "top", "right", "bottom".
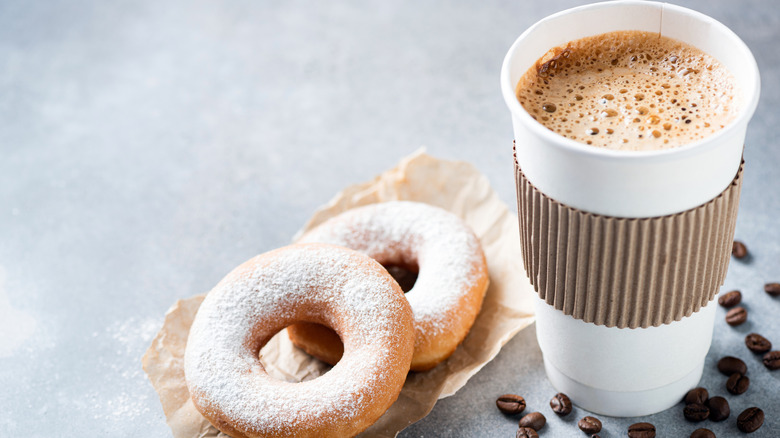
{"left": 0, "top": 0, "right": 778, "bottom": 436}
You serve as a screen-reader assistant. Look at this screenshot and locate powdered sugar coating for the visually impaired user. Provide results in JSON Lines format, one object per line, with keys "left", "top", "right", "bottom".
{"left": 184, "top": 244, "right": 414, "bottom": 438}
{"left": 297, "top": 201, "right": 489, "bottom": 370}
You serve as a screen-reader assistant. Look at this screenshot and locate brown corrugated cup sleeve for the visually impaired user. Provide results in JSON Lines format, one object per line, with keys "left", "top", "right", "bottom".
{"left": 514, "top": 145, "right": 743, "bottom": 329}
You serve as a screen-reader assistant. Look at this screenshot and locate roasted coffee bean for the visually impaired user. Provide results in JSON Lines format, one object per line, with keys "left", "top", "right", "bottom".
{"left": 745, "top": 333, "right": 772, "bottom": 354}
{"left": 683, "top": 387, "right": 709, "bottom": 405}
{"left": 718, "top": 289, "right": 742, "bottom": 307}
{"left": 496, "top": 394, "right": 526, "bottom": 415}
{"left": 627, "top": 422, "right": 656, "bottom": 438}
{"left": 550, "top": 392, "right": 572, "bottom": 416}
{"left": 736, "top": 407, "right": 764, "bottom": 433}
{"left": 725, "top": 306, "right": 748, "bottom": 326}
{"left": 717, "top": 356, "right": 747, "bottom": 375}
{"left": 591, "top": 435, "right": 601, "bottom": 438}
{"left": 732, "top": 240, "right": 748, "bottom": 258}
{"left": 763, "top": 350, "right": 780, "bottom": 370}
{"left": 516, "top": 427, "right": 539, "bottom": 438}
{"left": 706, "top": 396, "right": 730, "bottom": 421}
{"left": 518, "top": 412, "right": 546, "bottom": 431}
{"left": 577, "top": 416, "right": 602, "bottom": 434}
{"left": 683, "top": 403, "right": 709, "bottom": 422}
{"left": 764, "top": 282, "right": 780, "bottom": 297}
{"left": 726, "top": 372, "right": 750, "bottom": 395}
{"left": 690, "top": 428, "right": 715, "bottom": 438}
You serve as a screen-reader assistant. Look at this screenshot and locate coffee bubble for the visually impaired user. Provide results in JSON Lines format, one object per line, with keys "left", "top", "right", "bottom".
{"left": 515, "top": 31, "right": 737, "bottom": 151}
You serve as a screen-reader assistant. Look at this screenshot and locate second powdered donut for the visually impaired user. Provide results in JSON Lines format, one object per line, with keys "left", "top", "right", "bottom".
{"left": 291, "top": 201, "right": 489, "bottom": 371}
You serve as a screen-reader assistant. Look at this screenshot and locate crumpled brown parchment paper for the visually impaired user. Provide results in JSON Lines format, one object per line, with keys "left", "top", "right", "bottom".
{"left": 142, "top": 150, "right": 536, "bottom": 438}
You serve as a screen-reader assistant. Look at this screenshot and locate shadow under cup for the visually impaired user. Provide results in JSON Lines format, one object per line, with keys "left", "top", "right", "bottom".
{"left": 501, "top": 1, "right": 760, "bottom": 416}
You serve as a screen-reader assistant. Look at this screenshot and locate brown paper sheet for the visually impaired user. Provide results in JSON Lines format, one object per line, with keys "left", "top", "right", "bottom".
{"left": 142, "top": 150, "right": 536, "bottom": 437}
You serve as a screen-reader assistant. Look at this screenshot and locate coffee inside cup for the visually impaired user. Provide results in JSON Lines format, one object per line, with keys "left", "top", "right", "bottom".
{"left": 515, "top": 31, "right": 737, "bottom": 151}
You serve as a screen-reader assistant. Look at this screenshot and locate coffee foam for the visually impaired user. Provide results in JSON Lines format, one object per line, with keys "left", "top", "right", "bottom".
{"left": 515, "top": 31, "right": 737, "bottom": 151}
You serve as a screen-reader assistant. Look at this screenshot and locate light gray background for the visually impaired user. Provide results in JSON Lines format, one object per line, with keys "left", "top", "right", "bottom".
{"left": 1, "top": 0, "right": 778, "bottom": 436}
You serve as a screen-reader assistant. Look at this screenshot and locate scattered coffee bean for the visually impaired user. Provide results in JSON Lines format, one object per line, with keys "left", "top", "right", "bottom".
{"left": 518, "top": 412, "right": 546, "bottom": 431}
{"left": 764, "top": 282, "right": 780, "bottom": 297}
{"left": 683, "top": 403, "right": 710, "bottom": 422}
{"left": 706, "top": 396, "right": 730, "bottom": 421}
{"left": 717, "top": 356, "right": 747, "bottom": 376}
{"left": 496, "top": 394, "right": 526, "bottom": 415}
{"left": 684, "top": 387, "right": 709, "bottom": 405}
{"left": 718, "top": 290, "right": 742, "bottom": 308}
{"left": 690, "top": 428, "right": 715, "bottom": 438}
{"left": 732, "top": 240, "right": 748, "bottom": 258}
{"left": 516, "top": 427, "right": 539, "bottom": 438}
{"left": 736, "top": 407, "right": 764, "bottom": 433}
{"left": 550, "top": 392, "right": 572, "bottom": 416}
{"left": 763, "top": 350, "right": 780, "bottom": 370}
{"left": 745, "top": 333, "right": 772, "bottom": 354}
{"left": 627, "top": 422, "right": 656, "bottom": 438}
{"left": 726, "top": 372, "right": 750, "bottom": 395}
{"left": 591, "top": 435, "right": 601, "bottom": 438}
{"left": 577, "top": 416, "right": 602, "bottom": 434}
{"left": 725, "top": 306, "right": 748, "bottom": 326}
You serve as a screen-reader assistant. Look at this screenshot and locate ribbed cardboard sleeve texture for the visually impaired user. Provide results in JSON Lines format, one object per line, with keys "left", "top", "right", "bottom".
{"left": 514, "top": 148, "right": 743, "bottom": 329}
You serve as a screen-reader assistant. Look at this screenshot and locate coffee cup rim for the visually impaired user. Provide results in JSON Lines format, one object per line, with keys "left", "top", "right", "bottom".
{"left": 500, "top": 0, "right": 761, "bottom": 162}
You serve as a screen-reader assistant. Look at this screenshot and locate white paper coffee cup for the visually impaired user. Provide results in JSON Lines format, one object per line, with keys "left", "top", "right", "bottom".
{"left": 501, "top": 0, "right": 760, "bottom": 416}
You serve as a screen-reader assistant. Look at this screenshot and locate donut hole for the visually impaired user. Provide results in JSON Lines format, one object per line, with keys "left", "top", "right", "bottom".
{"left": 260, "top": 324, "right": 342, "bottom": 378}
{"left": 284, "top": 260, "right": 417, "bottom": 369}
{"left": 382, "top": 262, "right": 419, "bottom": 293}
{"left": 283, "top": 320, "right": 349, "bottom": 370}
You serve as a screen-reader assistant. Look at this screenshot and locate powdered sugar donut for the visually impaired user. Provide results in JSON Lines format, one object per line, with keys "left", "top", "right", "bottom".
{"left": 291, "top": 201, "right": 489, "bottom": 371}
{"left": 185, "top": 244, "right": 415, "bottom": 438}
